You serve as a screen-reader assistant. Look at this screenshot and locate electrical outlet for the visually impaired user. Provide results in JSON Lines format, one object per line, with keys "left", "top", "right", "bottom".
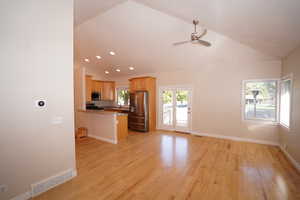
{"left": 0, "top": 184, "right": 8, "bottom": 193}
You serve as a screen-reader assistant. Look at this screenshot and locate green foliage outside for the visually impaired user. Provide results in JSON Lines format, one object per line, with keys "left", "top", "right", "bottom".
{"left": 245, "top": 81, "right": 276, "bottom": 98}
{"left": 118, "top": 89, "right": 129, "bottom": 106}
{"left": 163, "top": 90, "right": 188, "bottom": 104}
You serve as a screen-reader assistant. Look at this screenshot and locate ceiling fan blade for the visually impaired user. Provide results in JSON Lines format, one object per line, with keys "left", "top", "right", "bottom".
{"left": 197, "top": 40, "right": 211, "bottom": 47}
{"left": 173, "top": 40, "right": 191, "bottom": 46}
{"left": 198, "top": 29, "right": 207, "bottom": 39}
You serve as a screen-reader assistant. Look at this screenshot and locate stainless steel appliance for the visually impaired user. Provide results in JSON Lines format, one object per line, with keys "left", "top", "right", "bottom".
{"left": 86, "top": 103, "right": 103, "bottom": 110}
{"left": 91, "top": 92, "right": 100, "bottom": 101}
{"left": 128, "top": 91, "right": 149, "bottom": 132}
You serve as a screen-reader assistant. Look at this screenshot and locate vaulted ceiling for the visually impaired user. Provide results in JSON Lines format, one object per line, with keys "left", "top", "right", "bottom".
{"left": 74, "top": 0, "right": 300, "bottom": 77}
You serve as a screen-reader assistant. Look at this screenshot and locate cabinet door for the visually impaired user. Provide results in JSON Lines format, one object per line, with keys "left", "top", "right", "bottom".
{"left": 130, "top": 79, "right": 146, "bottom": 92}
{"left": 102, "top": 82, "right": 115, "bottom": 101}
{"left": 85, "top": 75, "right": 93, "bottom": 102}
{"left": 92, "top": 81, "right": 103, "bottom": 94}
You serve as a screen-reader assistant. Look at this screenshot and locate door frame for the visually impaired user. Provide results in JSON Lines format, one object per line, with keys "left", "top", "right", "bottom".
{"left": 158, "top": 85, "right": 193, "bottom": 132}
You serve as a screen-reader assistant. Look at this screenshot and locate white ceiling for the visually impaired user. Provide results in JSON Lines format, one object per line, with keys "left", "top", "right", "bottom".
{"left": 74, "top": 0, "right": 299, "bottom": 77}
{"left": 136, "top": 0, "right": 300, "bottom": 59}
{"left": 75, "top": 0, "right": 300, "bottom": 58}
{"left": 74, "top": 0, "right": 126, "bottom": 25}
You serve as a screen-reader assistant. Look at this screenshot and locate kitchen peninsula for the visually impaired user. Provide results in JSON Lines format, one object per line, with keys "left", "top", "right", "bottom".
{"left": 76, "top": 109, "right": 128, "bottom": 144}
{"left": 74, "top": 69, "right": 129, "bottom": 144}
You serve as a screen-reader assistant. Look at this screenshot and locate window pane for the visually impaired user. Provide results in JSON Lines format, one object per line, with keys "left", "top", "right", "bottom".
{"left": 117, "top": 89, "right": 129, "bottom": 106}
{"left": 280, "top": 79, "right": 291, "bottom": 127}
{"left": 244, "top": 81, "right": 277, "bottom": 121}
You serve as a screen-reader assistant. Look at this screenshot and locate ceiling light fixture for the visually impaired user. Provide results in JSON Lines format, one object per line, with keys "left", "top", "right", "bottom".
{"left": 84, "top": 58, "right": 90, "bottom": 63}
{"left": 104, "top": 70, "right": 109, "bottom": 74}
{"left": 96, "top": 56, "right": 102, "bottom": 59}
{"left": 129, "top": 67, "right": 134, "bottom": 70}
{"left": 109, "top": 51, "right": 116, "bottom": 56}
{"left": 116, "top": 69, "right": 121, "bottom": 72}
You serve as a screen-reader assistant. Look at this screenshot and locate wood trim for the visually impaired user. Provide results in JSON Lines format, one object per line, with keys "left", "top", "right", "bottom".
{"left": 129, "top": 76, "right": 156, "bottom": 81}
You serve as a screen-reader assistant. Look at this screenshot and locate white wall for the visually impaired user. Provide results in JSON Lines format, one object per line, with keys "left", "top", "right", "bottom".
{"left": 279, "top": 46, "right": 300, "bottom": 165}
{"left": 0, "top": 1, "right": 75, "bottom": 199}
{"left": 113, "top": 59, "right": 281, "bottom": 144}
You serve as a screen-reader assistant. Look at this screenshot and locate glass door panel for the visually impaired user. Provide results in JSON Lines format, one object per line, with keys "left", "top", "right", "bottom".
{"left": 175, "top": 90, "right": 189, "bottom": 128}
{"left": 159, "top": 87, "right": 192, "bottom": 132}
{"left": 162, "top": 90, "right": 173, "bottom": 126}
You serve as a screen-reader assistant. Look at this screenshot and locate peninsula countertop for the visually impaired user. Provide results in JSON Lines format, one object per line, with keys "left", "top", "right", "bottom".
{"left": 78, "top": 109, "right": 128, "bottom": 116}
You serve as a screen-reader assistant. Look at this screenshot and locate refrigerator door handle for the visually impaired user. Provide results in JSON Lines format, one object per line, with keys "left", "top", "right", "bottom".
{"left": 130, "top": 107, "right": 135, "bottom": 112}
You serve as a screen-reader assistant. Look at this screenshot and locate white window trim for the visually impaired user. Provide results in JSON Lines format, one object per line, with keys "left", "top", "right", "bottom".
{"left": 279, "top": 74, "right": 293, "bottom": 131}
{"left": 116, "top": 87, "right": 130, "bottom": 107}
{"left": 241, "top": 79, "right": 280, "bottom": 124}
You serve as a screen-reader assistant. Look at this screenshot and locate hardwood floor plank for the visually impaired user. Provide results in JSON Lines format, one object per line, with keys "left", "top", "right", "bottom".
{"left": 33, "top": 131, "right": 300, "bottom": 200}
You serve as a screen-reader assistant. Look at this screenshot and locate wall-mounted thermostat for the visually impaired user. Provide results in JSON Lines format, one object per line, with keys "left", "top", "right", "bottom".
{"left": 36, "top": 99, "right": 46, "bottom": 108}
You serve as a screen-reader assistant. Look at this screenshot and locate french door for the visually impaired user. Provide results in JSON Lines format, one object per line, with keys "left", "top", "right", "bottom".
{"left": 159, "top": 87, "right": 192, "bottom": 132}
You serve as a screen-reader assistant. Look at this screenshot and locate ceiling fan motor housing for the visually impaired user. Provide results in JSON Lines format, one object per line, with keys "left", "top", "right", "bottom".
{"left": 191, "top": 33, "right": 199, "bottom": 41}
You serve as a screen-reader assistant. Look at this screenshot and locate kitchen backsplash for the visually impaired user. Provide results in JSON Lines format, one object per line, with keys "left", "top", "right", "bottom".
{"left": 91, "top": 100, "right": 117, "bottom": 107}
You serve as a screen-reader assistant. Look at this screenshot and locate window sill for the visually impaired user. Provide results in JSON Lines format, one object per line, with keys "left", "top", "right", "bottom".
{"left": 279, "top": 123, "right": 290, "bottom": 131}
{"left": 243, "top": 119, "right": 279, "bottom": 126}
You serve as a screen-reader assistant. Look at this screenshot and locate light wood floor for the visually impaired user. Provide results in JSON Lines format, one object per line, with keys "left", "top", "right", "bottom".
{"left": 34, "top": 131, "right": 300, "bottom": 200}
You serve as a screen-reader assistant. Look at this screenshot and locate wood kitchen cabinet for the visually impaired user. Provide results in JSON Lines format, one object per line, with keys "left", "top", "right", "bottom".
{"left": 101, "top": 81, "right": 115, "bottom": 101}
{"left": 85, "top": 75, "right": 93, "bottom": 102}
{"left": 117, "top": 115, "right": 128, "bottom": 140}
{"left": 130, "top": 78, "right": 147, "bottom": 91}
{"left": 85, "top": 75, "right": 115, "bottom": 102}
{"left": 92, "top": 80, "right": 103, "bottom": 94}
{"left": 129, "top": 76, "right": 156, "bottom": 132}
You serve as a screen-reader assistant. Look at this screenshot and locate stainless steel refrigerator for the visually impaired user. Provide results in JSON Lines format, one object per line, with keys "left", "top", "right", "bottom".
{"left": 128, "top": 91, "right": 149, "bottom": 132}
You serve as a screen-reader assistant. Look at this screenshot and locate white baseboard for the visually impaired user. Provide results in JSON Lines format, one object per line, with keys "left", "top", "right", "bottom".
{"left": 10, "top": 191, "right": 31, "bottom": 200}
{"left": 31, "top": 168, "right": 77, "bottom": 197}
{"left": 89, "top": 134, "right": 117, "bottom": 144}
{"left": 189, "top": 131, "right": 279, "bottom": 146}
{"left": 279, "top": 145, "right": 300, "bottom": 172}
{"left": 10, "top": 168, "right": 77, "bottom": 200}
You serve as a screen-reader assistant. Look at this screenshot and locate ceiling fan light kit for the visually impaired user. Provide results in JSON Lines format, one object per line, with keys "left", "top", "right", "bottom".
{"left": 174, "top": 19, "right": 211, "bottom": 47}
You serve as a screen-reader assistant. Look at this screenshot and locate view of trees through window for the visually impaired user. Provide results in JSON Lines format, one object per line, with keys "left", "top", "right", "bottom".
{"left": 163, "top": 90, "right": 188, "bottom": 104}
{"left": 162, "top": 90, "right": 189, "bottom": 127}
{"left": 117, "top": 88, "right": 129, "bottom": 106}
{"left": 244, "top": 80, "right": 277, "bottom": 121}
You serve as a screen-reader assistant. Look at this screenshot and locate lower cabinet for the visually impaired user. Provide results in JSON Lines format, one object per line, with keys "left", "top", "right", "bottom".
{"left": 117, "top": 115, "right": 128, "bottom": 140}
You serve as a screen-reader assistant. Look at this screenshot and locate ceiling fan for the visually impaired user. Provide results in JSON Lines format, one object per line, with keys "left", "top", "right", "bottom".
{"left": 173, "top": 20, "right": 211, "bottom": 47}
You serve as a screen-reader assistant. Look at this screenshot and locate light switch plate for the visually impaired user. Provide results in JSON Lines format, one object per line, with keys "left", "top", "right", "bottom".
{"left": 51, "top": 116, "right": 63, "bottom": 125}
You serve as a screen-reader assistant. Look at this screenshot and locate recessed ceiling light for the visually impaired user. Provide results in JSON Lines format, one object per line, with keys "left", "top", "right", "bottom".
{"left": 104, "top": 70, "right": 109, "bottom": 74}
{"left": 84, "top": 58, "right": 90, "bottom": 62}
{"left": 129, "top": 67, "right": 134, "bottom": 70}
{"left": 96, "top": 56, "right": 102, "bottom": 59}
{"left": 116, "top": 69, "right": 121, "bottom": 72}
{"left": 109, "top": 51, "right": 116, "bottom": 56}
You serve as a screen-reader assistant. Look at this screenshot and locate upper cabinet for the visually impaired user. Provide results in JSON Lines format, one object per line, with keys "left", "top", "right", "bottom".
{"left": 130, "top": 78, "right": 147, "bottom": 91}
{"left": 92, "top": 81, "right": 103, "bottom": 94}
{"left": 85, "top": 75, "right": 115, "bottom": 102}
{"left": 129, "top": 76, "right": 156, "bottom": 131}
{"left": 101, "top": 81, "right": 115, "bottom": 101}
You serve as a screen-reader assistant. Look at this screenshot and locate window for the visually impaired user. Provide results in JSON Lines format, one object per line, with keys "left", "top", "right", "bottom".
{"left": 243, "top": 80, "right": 278, "bottom": 122}
{"left": 116, "top": 87, "right": 130, "bottom": 106}
{"left": 280, "top": 76, "right": 292, "bottom": 128}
